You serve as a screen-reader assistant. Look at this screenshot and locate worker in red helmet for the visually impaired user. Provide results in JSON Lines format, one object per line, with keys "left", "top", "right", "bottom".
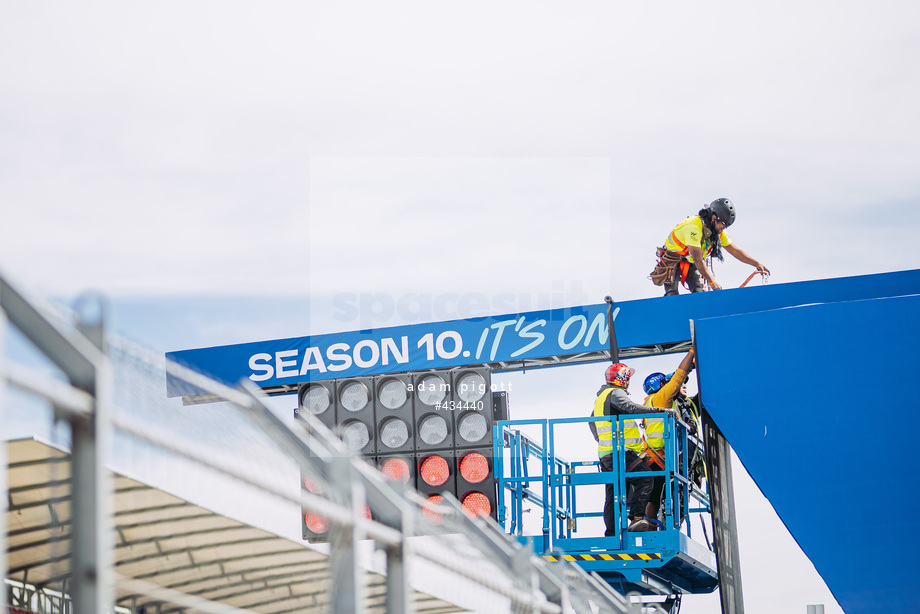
{"left": 650, "top": 198, "right": 770, "bottom": 295}
{"left": 593, "top": 362, "right": 656, "bottom": 534}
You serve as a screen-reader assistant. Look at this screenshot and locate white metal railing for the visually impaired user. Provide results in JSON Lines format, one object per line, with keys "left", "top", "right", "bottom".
{"left": 2, "top": 272, "right": 643, "bottom": 614}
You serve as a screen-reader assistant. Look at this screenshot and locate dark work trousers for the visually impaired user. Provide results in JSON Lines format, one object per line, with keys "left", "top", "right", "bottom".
{"left": 648, "top": 471, "right": 667, "bottom": 525}
{"left": 664, "top": 259, "right": 705, "bottom": 295}
{"left": 600, "top": 450, "right": 653, "bottom": 536}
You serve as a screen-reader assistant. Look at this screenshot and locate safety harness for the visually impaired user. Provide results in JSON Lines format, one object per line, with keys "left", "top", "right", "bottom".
{"left": 674, "top": 396, "right": 707, "bottom": 486}
{"left": 636, "top": 420, "right": 666, "bottom": 470}
{"left": 650, "top": 220, "right": 718, "bottom": 289}
{"left": 666, "top": 231, "right": 694, "bottom": 287}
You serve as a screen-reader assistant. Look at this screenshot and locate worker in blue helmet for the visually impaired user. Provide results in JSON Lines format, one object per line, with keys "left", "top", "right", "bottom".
{"left": 636, "top": 350, "right": 696, "bottom": 528}
{"left": 636, "top": 350, "right": 695, "bottom": 465}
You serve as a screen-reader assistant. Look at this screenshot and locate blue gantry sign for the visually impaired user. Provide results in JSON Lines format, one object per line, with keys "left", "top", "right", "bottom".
{"left": 166, "top": 303, "right": 614, "bottom": 396}
{"left": 165, "top": 269, "right": 920, "bottom": 397}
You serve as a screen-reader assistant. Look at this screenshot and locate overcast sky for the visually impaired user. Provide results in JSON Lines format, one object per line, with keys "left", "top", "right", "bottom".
{"left": 3, "top": 1, "right": 919, "bottom": 612}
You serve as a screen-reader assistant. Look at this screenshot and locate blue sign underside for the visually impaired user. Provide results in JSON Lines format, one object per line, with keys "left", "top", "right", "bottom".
{"left": 695, "top": 294, "right": 920, "bottom": 614}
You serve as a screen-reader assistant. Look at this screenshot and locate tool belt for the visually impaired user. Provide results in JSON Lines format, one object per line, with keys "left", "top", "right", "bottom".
{"left": 649, "top": 247, "right": 683, "bottom": 286}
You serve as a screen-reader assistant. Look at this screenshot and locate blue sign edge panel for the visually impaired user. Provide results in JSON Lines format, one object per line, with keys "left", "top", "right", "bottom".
{"left": 165, "top": 269, "right": 920, "bottom": 396}
{"left": 694, "top": 294, "right": 920, "bottom": 614}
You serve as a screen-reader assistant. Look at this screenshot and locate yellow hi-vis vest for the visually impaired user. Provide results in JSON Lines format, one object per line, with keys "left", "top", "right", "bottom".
{"left": 624, "top": 398, "right": 667, "bottom": 455}
{"left": 664, "top": 215, "right": 731, "bottom": 264}
{"left": 593, "top": 388, "right": 615, "bottom": 458}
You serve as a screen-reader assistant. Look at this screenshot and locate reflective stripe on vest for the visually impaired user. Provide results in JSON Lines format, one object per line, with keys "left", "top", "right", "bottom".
{"left": 667, "top": 230, "right": 690, "bottom": 255}
{"left": 642, "top": 397, "right": 666, "bottom": 451}
{"left": 626, "top": 397, "right": 670, "bottom": 453}
{"left": 622, "top": 394, "right": 650, "bottom": 453}
{"left": 593, "top": 388, "right": 615, "bottom": 457}
{"left": 679, "top": 396, "right": 702, "bottom": 433}
{"left": 623, "top": 418, "right": 644, "bottom": 453}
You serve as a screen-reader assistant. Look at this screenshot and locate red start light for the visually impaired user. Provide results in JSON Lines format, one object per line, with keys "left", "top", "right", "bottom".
{"left": 304, "top": 513, "right": 328, "bottom": 534}
{"left": 423, "top": 494, "right": 445, "bottom": 525}
{"left": 458, "top": 452, "right": 489, "bottom": 484}
{"left": 381, "top": 457, "right": 411, "bottom": 484}
{"left": 419, "top": 455, "right": 450, "bottom": 487}
{"left": 303, "top": 475, "right": 324, "bottom": 494}
{"left": 303, "top": 474, "right": 329, "bottom": 534}
{"left": 461, "top": 492, "right": 492, "bottom": 518}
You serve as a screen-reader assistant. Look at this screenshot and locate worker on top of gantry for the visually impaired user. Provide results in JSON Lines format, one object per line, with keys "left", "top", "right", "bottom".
{"left": 650, "top": 198, "right": 770, "bottom": 295}
{"left": 635, "top": 350, "right": 696, "bottom": 528}
{"left": 593, "top": 362, "right": 656, "bottom": 533}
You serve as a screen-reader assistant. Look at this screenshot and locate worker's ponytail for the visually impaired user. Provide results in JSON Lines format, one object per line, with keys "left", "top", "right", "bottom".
{"left": 698, "top": 207, "right": 725, "bottom": 262}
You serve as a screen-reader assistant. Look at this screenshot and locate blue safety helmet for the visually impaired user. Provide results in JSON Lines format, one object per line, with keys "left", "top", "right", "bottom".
{"left": 643, "top": 372, "right": 667, "bottom": 396}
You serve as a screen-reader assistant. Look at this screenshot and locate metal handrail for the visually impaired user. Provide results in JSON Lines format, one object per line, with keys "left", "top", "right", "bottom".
{"left": 496, "top": 412, "right": 711, "bottom": 549}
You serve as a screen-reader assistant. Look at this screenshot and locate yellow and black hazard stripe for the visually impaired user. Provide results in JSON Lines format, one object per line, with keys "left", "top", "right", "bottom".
{"left": 543, "top": 552, "right": 661, "bottom": 563}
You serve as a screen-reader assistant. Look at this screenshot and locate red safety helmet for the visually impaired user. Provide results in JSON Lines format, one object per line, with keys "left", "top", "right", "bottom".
{"left": 605, "top": 363, "right": 636, "bottom": 388}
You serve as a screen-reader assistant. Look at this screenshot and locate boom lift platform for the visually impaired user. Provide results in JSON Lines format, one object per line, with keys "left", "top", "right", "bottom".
{"left": 493, "top": 409, "right": 718, "bottom": 603}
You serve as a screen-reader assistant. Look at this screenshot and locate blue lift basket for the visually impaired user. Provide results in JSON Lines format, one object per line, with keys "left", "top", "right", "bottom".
{"left": 493, "top": 410, "right": 719, "bottom": 598}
